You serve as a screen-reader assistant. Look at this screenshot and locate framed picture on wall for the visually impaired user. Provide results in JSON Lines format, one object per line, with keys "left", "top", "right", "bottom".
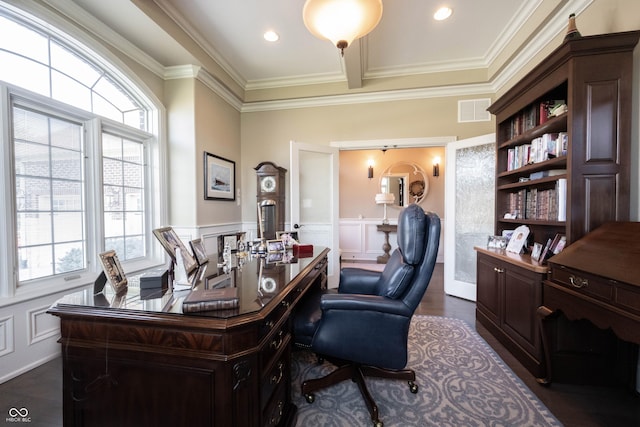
{"left": 204, "top": 152, "right": 235, "bottom": 201}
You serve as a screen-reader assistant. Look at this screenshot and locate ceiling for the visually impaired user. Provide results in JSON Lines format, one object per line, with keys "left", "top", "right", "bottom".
{"left": 64, "top": 0, "right": 553, "bottom": 94}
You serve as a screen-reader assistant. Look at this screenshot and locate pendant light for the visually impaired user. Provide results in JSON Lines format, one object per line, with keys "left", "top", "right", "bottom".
{"left": 303, "top": 0, "right": 383, "bottom": 56}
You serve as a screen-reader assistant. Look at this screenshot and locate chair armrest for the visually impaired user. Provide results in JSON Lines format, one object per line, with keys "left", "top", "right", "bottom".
{"left": 339, "top": 268, "right": 380, "bottom": 294}
{"left": 321, "top": 293, "right": 411, "bottom": 317}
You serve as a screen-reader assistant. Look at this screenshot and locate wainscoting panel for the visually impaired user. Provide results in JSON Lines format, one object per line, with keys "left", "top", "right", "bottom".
{"left": 0, "top": 315, "right": 14, "bottom": 358}
{"left": 28, "top": 305, "right": 60, "bottom": 345}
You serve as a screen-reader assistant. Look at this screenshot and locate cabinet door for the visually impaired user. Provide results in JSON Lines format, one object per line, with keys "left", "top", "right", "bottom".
{"left": 502, "top": 267, "right": 543, "bottom": 355}
{"left": 476, "top": 254, "right": 501, "bottom": 325}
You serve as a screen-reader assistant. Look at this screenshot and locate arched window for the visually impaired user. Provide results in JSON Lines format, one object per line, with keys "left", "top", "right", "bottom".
{"left": 0, "top": 3, "right": 163, "bottom": 293}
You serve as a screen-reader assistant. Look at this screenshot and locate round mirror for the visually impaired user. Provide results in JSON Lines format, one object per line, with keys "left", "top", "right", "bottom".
{"left": 379, "top": 162, "right": 429, "bottom": 207}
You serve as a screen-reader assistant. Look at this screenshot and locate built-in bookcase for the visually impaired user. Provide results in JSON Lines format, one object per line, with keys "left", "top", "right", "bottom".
{"left": 489, "top": 31, "right": 640, "bottom": 251}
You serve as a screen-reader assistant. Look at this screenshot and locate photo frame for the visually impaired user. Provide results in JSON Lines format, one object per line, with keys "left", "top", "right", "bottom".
{"left": 531, "top": 242, "right": 544, "bottom": 262}
{"left": 506, "top": 225, "right": 530, "bottom": 254}
{"left": 267, "top": 239, "right": 285, "bottom": 253}
{"left": 189, "top": 238, "right": 208, "bottom": 265}
{"left": 98, "top": 250, "right": 128, "bottom": 294}
{"left": 204, "top": 152, "right": 235, "bottom": 201}
{"left": 487, "top": 235, "right": 508, "bottom": 250}
{"left": 276, "top": 231, "right": 299, "bottom": 248}
{"left": 152, "top": 226, "right": 198, "bottom": 274}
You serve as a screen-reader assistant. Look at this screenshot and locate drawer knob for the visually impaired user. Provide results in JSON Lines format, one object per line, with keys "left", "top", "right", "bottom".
{"left": 270, "top": 330, "right": 285, "bottom": 350}
{"left": 569, "top": 275, "right": 588, "bottom": 288}
{"left": 493, "top": 267, "right": 504, "bottom": 273}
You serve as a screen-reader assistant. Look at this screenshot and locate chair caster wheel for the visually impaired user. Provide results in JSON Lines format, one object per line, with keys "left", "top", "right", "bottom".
{"left": 373, "top": 420, "right": 383, "bottom": 427}
{"left": 408, "top": 381, "right": 418, "bottom": 393}
{"left": 304, "top": 393, "right": 315, "bottom": 404}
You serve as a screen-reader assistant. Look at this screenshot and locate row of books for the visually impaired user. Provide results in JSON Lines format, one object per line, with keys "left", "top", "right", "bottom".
{"left": 505, "top": 99, "right": 566, "bottom": 140}
{"left": 506, "top": 132, "right": 567, "bottom": 171}
{"left": 506, "top": 178, "right": 567, "bottom": 221}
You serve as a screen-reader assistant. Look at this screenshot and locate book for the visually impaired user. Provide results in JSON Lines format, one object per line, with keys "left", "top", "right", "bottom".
{"left": 182, "top": 287, "right": 239, "bottom": 313}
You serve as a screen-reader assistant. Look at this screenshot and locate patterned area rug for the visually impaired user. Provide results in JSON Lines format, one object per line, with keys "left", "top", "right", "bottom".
{"left": 292, "top": 315, "right": 562, "bottom": 426}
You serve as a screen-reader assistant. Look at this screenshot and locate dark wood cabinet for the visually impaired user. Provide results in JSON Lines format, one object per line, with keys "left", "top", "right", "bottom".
{"left": 48, "top": 249, "right": 329, "bottom": 427}
{"left": 476, "top": 249, "right": 547, "bottom": 377}
{"left": 478, "top": 31, "right": 639, "bottom": 380}
{"left": 487, "top": 31, "right": 639, "bottom": 247}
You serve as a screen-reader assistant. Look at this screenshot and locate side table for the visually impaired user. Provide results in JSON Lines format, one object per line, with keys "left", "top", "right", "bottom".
{"left": 376, "top": 224, "right": 397, "bottom": 264}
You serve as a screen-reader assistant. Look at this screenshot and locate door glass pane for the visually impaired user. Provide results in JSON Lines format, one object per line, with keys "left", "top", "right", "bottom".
{"left": 455, "top": 143, "right": 495, "bottom": 283}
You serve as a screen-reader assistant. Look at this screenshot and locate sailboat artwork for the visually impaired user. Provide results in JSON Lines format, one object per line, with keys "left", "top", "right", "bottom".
{"left": 204, "top": 151, "right": 235, "bottom": 200}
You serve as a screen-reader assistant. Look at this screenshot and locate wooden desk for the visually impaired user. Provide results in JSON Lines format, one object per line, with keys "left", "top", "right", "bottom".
{"left": 48, "top": 248, "right": 329, "bottom": 427}
{"left": 537, "top": 222, "right": 640, "bottom": 384}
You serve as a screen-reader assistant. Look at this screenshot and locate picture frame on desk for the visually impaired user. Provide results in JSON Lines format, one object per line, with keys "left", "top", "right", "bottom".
{"left": 531, "top": 242, "right": 544, "bottom": 262}
{"left": 204, "top": 151, "right": 235, "bottom": 201}
{"left": 189, "top": 238, "right": 208, "bottom": 265}
{"left": 487, "top": 235, "right": 508, "bottom": 250}
{"left": 267, "top": 239, "right": 285, "bottom": 253}
{"left": 152, "top": 226, "right": 198, "bottom": 274}
{"left": 98, "top": 250, "right": 128, "bottom": 294}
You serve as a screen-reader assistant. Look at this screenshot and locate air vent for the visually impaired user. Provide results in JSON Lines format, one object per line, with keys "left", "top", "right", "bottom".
{"left": 458, "top": 98, "right": 491, "bottom": 122}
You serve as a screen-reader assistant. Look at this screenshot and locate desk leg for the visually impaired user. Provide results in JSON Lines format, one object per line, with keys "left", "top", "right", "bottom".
{"left": 536, "top": 305, "right": 557, "bottom": 386}
{"left": 376, "top": 231, "right": 392, "bottom": 264}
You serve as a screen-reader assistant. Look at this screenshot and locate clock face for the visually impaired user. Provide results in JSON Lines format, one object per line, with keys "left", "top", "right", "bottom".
{"left": 260, "top": 176, "right": 277, "bottom": 192}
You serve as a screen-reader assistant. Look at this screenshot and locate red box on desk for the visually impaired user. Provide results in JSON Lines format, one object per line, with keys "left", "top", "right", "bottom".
{"left": 293, "top": 244, "right": 313, "bottom": 257}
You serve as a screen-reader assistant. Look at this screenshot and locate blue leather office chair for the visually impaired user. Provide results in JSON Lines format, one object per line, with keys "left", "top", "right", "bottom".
{"left": 293, "top": 204, "right": 440, "bottom": 427}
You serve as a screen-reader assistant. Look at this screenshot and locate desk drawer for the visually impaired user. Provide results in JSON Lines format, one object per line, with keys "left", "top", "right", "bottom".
{"left": 549, "top": 266, "right": 613, "bottom": 302}
{"left": 261, "top": 321, "right": 290, "bottom": 373}
{"left": 263, "top": 379, "right": 287, "bottom": 427}
{"left": 260, "top": 349, "right": 289, "bottom": 411}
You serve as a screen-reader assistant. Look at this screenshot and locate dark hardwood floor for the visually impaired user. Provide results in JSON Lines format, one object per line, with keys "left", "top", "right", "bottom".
{"left": 1, "top": 263, "right": 638, "bottom": 426}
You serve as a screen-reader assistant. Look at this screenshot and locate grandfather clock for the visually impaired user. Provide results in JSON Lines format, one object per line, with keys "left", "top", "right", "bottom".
{"left": 255, "top": 162, "right": 286, "bottom": 240}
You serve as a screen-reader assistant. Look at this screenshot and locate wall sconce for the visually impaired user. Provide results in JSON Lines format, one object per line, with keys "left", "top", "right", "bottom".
{"left": 368, "top": 159, "right": 374, "bottom": 179}
{"left": 433, "top": 156, "right": 441, "bottom": 177}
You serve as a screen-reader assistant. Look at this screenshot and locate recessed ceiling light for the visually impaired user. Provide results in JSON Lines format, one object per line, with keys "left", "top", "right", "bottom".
{"left": 263, "top": 30, "right": 279, "bottom": 42}
{"left": 434, "top": 7, "right": 453, "bottom": 21}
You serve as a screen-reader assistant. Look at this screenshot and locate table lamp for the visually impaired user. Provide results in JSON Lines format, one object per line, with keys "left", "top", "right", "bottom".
{"left": 375, "top": 193, "right": 395, "bottom": 225}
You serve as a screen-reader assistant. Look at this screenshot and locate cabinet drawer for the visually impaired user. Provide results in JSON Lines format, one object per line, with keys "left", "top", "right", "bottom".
{"left": 260, "top": 350, "right": 289, "bottom": 411}
{"left": 260, "top": 321, "right": 290, "bottom": 373}
{"left": 614, "top": 283, "right": 640, "bottom": 315}
{"left": 550, "top": 266, "right": 613, "bottom": 302}
{"left": 263, "top": 379, "right": 287, "bottom": 427}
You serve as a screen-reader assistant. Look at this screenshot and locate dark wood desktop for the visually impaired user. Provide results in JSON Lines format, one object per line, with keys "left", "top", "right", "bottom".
{"left": 48, "top": 247, "right": 329, "bottom": 427}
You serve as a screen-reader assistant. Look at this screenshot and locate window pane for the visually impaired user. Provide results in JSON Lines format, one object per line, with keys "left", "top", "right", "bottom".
{"left": 15, "top": 142, "right": 49, "bottom": 177}
{"left": 53, "top": 212, "right": 84, "bottom": 242}
{"left": 50, "top": 41, "right": 101, "bottom": 87}
{"left": 17, "top": 212, "right": 52, "bottom": 246}
{"left": 94, "top": 75, "right": 137, "bottom": 111}
{"left": 93, "top": 93, "right": 123, "bottom": 122}
{"left": 104, "top": 211, "right": 123, "bottom": 238}
{"left": 16, "top": 177, "right": 50, "bottom": 210}
{"left": 54, "top": 242, "right": 85, "bottom": 274}
{"left": 125, "top": 235, "right": 144, "bottom": 259}
{"left": 102, "top": 133, "right": 122, "bottom": 159}
{"left": 123, "top": 139, "right": 143, "bottom": 164}
{"left": 123, "top": 162, "right": 142, "bottom": 188}
{"left": 13, "top": 107, "right": 49, "bottom": 144}
{"left": 124, "top": 187, "right": 143, "bottom": 211}
{"left": 52, "top": 180, "right": 83, "bottom": 211}
{"left": 0, "top": 51, "right": 50, "bottom": 96}
{"left": 0, "top": 15, "right": 49, "bottom": 63}
{"left": 51, "top": 70, "right": 92, "bottom": 112}
{"left": 51, "top": 147, "right": 83, "bottom": 180}
{"left": 103, "top": 159, "right": 122, "bottom": 186}
{"left": 19, "top": 245, "right": 54, "bottom": 281}
{"left": 50, "top": 116, "right": 83, "bottom": 150}
{"left": 124, "top": 212, "right": 143, "bottom": 235}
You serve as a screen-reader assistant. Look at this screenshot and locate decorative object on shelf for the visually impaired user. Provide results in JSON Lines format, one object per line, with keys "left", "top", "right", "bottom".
{"left": 204, "top": 151, "right": 235, "bottom": 201}
{"left": 98, "top": 250, "right": 128, "bottom": 294}
{"left": 432, "top": 156, "right": 440, "bottom": 177}
{"left": 487, "top": 235, "right": 508, "bottom": 250}
{"left": 506, "top": 225, "right": 530, "bottom": 254}
{"left": 367, "top": 159, "right": 374, "bottom": 179}
{"left": 302, "top": 0, "right": 383, "bottom": 56}
{"left": 563, "top": 13, "right": 581, "bottom": 42}
{"left": 375, "top": 192, "right": 395, "bottom": 225}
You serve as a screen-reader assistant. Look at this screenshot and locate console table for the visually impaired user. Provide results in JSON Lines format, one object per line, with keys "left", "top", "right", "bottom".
{"left": 48, "top": 247, "right": 329, "bottom": 427}
{"left": 376, "top": 224, "right": 397, "bottom": 264}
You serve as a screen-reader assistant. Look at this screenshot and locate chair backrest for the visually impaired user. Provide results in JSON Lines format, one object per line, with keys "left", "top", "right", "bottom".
{"left": 375, "top": 204, "right": 440, "bottom": 311}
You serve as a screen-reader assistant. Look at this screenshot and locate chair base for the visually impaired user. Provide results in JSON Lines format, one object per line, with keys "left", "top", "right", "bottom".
{"left": 301, "top": 360, "right": 418, "bottom": 427}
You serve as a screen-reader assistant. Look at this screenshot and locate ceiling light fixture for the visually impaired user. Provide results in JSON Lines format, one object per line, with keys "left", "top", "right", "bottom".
{"left": 263, "top": 30, "right": 279, "bottom": 42}
{"left": 434, "top": 6, "right": 453, "bottom": 21}
{"left": 303, "top": 0, "right": 383, "bottom": 56}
